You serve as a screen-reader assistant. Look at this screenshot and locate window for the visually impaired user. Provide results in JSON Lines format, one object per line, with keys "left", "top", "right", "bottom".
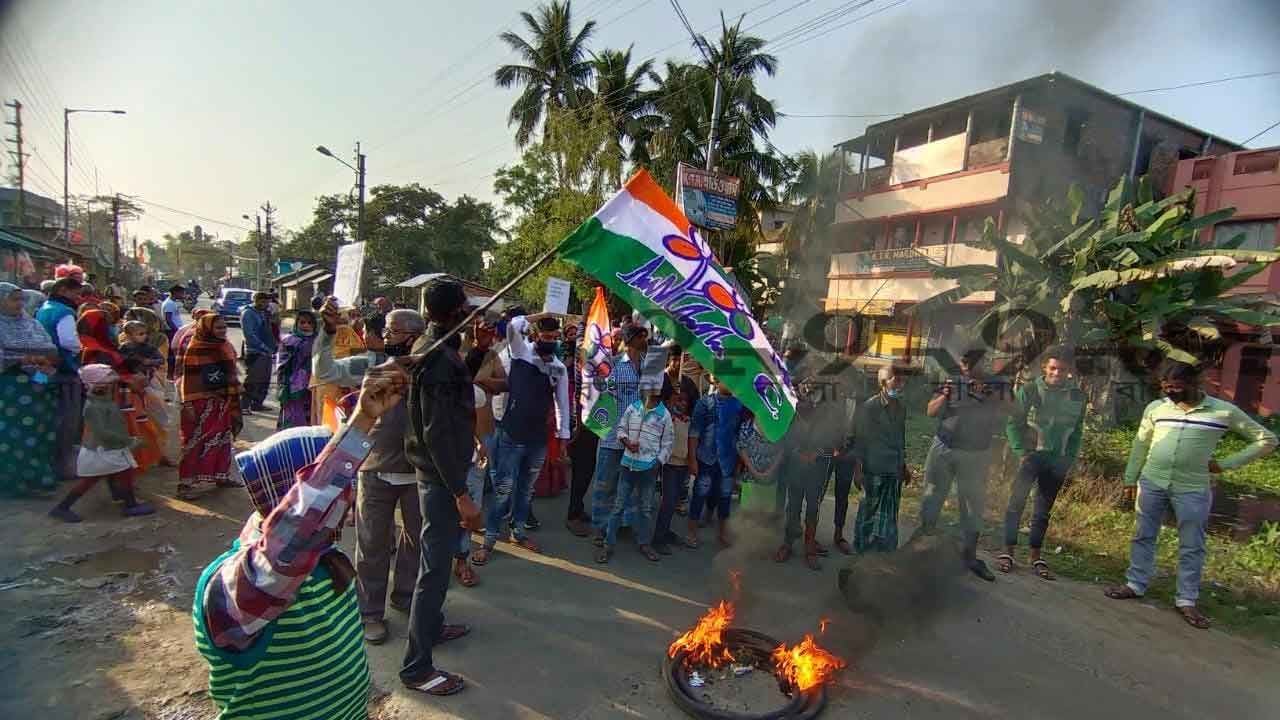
{"left": 1214, "top": 220, "right": 1278, "bottom": 251}
{"left": 1063, "top": 108, "right": 1089, "bottom": 155}
{"left": 1233, "top": 150, "right": 1280, "bottom": 176}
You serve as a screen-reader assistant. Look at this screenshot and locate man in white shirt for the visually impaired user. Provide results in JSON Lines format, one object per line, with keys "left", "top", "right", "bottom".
{"left": 161, "top": 284, "right": 186, "bottom": 339}
{"left": 474, "top": 312, "right": 571, "bottom": 562}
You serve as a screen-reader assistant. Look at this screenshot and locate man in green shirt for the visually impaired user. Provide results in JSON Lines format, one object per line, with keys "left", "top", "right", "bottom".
{"left": 999, "top": 348, "right": 1087, "bottom": 580}
{"left": 1105, "top": 361, "right": 1277, "bottom": 629}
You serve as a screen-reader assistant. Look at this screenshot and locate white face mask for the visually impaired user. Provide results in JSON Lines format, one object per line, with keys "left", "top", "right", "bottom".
{"left": 885, "top": 387, "right": 901, "bottom": 399}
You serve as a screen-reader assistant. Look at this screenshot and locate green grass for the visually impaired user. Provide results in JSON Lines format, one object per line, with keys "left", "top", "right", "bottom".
{"left": 892, "top": 406, "right": 1280, "bottom": 643}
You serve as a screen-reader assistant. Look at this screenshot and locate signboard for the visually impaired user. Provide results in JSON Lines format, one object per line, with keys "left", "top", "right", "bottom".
{"left": 638, "top": 346, "right": 669, "bottom": 393}
{"left": 1015, "top": 109, "right": 1046, "bottom": 144}
{"left": 332, "top": 241, "right": 366, "bottom": 306}
{"left": 676, "top": 162, "right": 740, "bottom": 230}
{"left": 542, "top": 276, "right": 572, "bottom": 315}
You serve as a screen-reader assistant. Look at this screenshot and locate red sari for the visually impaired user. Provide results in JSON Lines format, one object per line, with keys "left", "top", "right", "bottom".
{"left": 78, "top": 309, "right": 163, "bottom": 471}
{"left": 177, "top": 315, "right": 242, "bottom": 494}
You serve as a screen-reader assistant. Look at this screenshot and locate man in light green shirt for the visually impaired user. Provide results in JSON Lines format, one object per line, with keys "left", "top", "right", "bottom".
{"left": 1106, "top": 362, "right": 1276, "bottom": 629}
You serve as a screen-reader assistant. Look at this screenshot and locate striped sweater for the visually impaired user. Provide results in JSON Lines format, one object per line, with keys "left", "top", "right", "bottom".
{"left": 1123, "top": 395, "right": 1277, "bottom": 492}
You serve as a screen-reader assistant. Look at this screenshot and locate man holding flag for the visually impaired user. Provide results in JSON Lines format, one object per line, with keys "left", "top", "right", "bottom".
{"left": 566, "top": 287, "right": 612, "bottom": 537}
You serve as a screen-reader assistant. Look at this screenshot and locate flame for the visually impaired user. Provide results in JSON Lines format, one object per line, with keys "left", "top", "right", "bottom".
{"left": 668, "top": 601, "right": 736, "bottom": 668}
{"left": 771, "top": 634, "right": 846, "bottom": 693}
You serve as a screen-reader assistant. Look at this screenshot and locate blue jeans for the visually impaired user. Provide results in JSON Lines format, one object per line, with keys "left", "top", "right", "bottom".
{"left": 457, "top": 458, "right": 487, "bottom": 558}
{"left": 590, "top": 446, "right": 625, "bottom": 532}
{"left": 606, "top": 466, "right": 658, "bottom": 547}
{"left": 689, "top": 462, "right": 733, "bottom": 521}
{"left": 1125, "top": 479, "right": 1212, "bottom": 608}
{"left": 485, "top": 427, "right": 547, "bottom": 546}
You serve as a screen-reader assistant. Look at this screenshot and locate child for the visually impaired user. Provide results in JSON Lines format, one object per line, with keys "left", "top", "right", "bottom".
{"left": 652, "top": 387, "right": 693, "bottom": 554}
{"left": 48, "top": 364, "right": 155, "bottom": 522}
{"left": 736, "top": 407, "right": 783, "bottom": 518}
{"left": 119, "top": 320, "right": 165, "bottom": 377}
{"left": 597, "top": 389, "right": 674, "bottom": 564}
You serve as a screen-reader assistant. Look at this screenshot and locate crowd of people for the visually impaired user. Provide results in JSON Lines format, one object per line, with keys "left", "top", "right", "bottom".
{"left": 4, "top": 267, "right": 1277, "bottom": 716}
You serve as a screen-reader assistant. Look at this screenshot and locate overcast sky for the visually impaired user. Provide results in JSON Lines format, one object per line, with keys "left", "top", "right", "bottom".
{"left": 2, "top": 0, "right": 1278, "bottom": 250}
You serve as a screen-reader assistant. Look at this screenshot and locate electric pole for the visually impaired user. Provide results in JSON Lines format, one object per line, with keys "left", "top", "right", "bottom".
{"left": 111, "top": 194, "right": 121, "bottom": 283}
{"left": 704, "top": 66, "right": 722, "bottom": 172}
{"left": 355, "top": 143, "right": 366, "bottom": 245}
{"left": 257, "top": 201, "right": 276, "bottom": 291}
{"left": 4, "top": 100, "right": 27, "bottom": 222}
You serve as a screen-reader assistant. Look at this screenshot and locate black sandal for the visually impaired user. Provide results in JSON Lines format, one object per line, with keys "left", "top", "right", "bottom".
{"left": 1105, "top": 585, "right": 1141, "bottom": 600}
{"left": 996, "top": 554, "right": 1015, "bottom": 573}
{"left": 1032, "top": 560, "right": 1056, "bottom": 581}
{"left": 403, "top": 670, "right": 465, "bottom": 696}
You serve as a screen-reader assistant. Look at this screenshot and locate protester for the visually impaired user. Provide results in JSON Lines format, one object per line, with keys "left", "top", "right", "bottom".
{"left": 36, "top": 277, "right": 85, "bottom": 483}
{"left": 240, "top": 292, "right": 277, "bottom": 413}
{"left": 365, "top": 296, "right": 392, "bottom": 338}
{"left": 735, "top": 405, "right": 783, "bottom": 517}
{"left": 401, "top": 281, "right": 481, "bottom": 697}
{"left": 774, "top": 384, "right": 836, "bottom": 570}
{"left": 48, "top": 364, "right": 154, "bottom": 522}
{"left": 848, "top": 365, "right": 909, "bottom": 554}
{"left": 999, "top": 348, "right": 1087, "bottom": 579}
{"left": 563, "top": 321, "right": 602, "bottom": 538}
{"left": 195, "top": 364, "right": 409, "bottom": 719}
{"left": 590, "top": 323, "right": 646, "bottom": 546}
{"left": 1105, "top": 361, "right": 1277, "bottom": 629}
{"left": 311, "top": 299, "right": 367, "bottom": 427}
{"left": 651, "top": 385, "right": 694, "bottom": 554}
{"left": 274, "top": 309, "right": 317, "bottom": 429}
{"left": 917, "top": 352, "right": 1006, "bottom": 581}
{"left": 477, "top": 314, "right": 570, "bottom": 560}
{"left": 686, "top": 376, "right": 739, "bottom": 548}
{"left": 355, "top": 309, "right": 428, "bottom": 644}
{"left": 177, "top": 314, "right": 243, "bottom": 498}
{"left": 0, "top": 282, "right": 60, "bottom": 496}
{"left": 161, "top": 284, "right": 185, "bottom": 339}
{"left": 597, "top": 386, "right": 674, "bottom": 563}
{"left": 458, "top": 311, "right": 506, "bottom": 582}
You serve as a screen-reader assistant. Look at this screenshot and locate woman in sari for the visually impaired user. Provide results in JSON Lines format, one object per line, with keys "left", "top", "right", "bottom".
{"left": 274, "top": 310, "right": 316, "bottom": 429}
{"left": 178, "top": 314, "right": 242, "bottom": 499}
{"left": 79, "top": 308, "right": 164, "bottom": 472}
{"left": 0, "top": 282, "right": 60, "bottom": 496}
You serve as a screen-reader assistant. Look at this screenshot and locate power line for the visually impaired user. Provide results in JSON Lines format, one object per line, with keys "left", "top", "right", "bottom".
{"left": 770, "top": 0, "right": 908, "bottom": 53}
{"left": 130, "top": 197, "right": 253, "bottom": 232}
{"left": 1115, "top": 70, "right": 1280, "bottom": 97}
{"left": 1243, "top": 119, "right": 1280, "bottom": 146}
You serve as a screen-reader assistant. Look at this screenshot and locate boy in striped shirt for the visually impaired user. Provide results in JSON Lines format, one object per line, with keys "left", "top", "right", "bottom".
{"left": 597, "top": 388, "right": 674, "bottom": 563}
{"left": 1106, "top": 361, "right": 1276, "bottom": 629}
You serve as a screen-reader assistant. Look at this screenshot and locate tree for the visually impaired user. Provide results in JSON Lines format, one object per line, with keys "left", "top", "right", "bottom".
{"left": 910, "top": 176, "right": 1280, "bottom": 422}
{"left": 776, "top": 149, "right": 850, "bottom": 314}
{"left": 278, "top": 194, "right": 352, "bottom": 262}
{"left": 588, "top": 46, "right": 660, "bottom": 174}
{"left": 494, "top": 0, "right": 597, "bottom": 148}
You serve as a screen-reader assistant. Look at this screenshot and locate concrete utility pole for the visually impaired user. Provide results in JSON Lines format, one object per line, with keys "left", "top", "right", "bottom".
{"left": 111, "top": 194, "right": 121, "bottom": 283}
{"left": 355, "top": 143, "right": 366, "bottom": 245}
{"left": 4, "top": 100, "right": 26, "bottom": 221}
{"left": 705, "top": 67, "right": 722, "bottom": 172}
{"left": 257, "top": 202, "right": 276, "bottom": 290}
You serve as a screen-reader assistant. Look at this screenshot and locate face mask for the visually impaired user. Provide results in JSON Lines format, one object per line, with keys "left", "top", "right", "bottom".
{"left": 536, "top": 340, "right": 559, "bottom": 358}
{"left": 1165, "top": 388, "right": 1190, "bottom": 403}
{"left": 886, "top": 388, "right": 901, "bottom": 399}
{"left": 384, "top": 340, "right": 413, "bottom": 357}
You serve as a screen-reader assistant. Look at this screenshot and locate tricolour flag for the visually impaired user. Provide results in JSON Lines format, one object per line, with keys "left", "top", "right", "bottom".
{"left": 559, "top": 170, "right": 796, "bottom": 441}
{"left": 578, "top": 286, "right": 618, "bottom": 437}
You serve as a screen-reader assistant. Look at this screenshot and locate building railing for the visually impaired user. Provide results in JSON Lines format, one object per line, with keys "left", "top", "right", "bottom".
{"left": 843, "top": 135, "right": 1010, "bottom": 194}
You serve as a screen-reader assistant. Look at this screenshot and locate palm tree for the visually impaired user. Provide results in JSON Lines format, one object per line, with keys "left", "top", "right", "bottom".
{"left": 588, "top": 46, "right": 660, "bottom": 176}
{"left": 494, "top": 0, "right": 597, "bottom": 147}
{"left": 694, "top": 12, "right": 778, "bottom": 81}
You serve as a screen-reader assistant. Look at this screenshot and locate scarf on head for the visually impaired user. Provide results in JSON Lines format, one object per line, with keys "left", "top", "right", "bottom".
{"left": 124, "top": 307, "right": 166, "bottom": 353}
{"left": 77, "top": 308, "right": 127, "bottom": 373}
{"left": 180, "top": 314, "right": 240, "bottom": 402}
{"left": 21, "top": 289, "right": 45, "bottom": 317}
{"left": 0, "top": 282, "right": 56, "bottom": 368}
{"left": 274, "top": 312, "right": 316, "bottom": 399}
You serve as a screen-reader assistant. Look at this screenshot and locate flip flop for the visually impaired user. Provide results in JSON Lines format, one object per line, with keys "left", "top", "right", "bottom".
{"left": 595, "top": 546, "right": 612, "bottom": 564}
{"left": 996, "top": 554, "right": 1015, "bottom": 573}
{"left": 1177, "top": 606, "right": 1211, "bottom": 630}
{"left": 684, "top": 534, "right": 700, "bottom": 549}
{"left": 1032, "top": 560, "right": 1056, "bottom": 581}
{"left": 454, "top": 561, "right": 479, "bottom": 588}
{"left": 435, "top": 623, "right": 471, "bottom": 645}
{"left": 403, "top": 670, "right": 465, "bottom": 696}
{"left": 509, "top": 536, "right": 542, "bottom": 554}
{"left": 1104, "top": 585, "right": 1141, "bottom": 600}
{"left": 471, "top": 547, "right": 492, "bottom": 566}
{"left": 639, "top": 545, "right": 660, "bottom": 562}
{"left": 834, "top": 538, "right": 852, "bottom": 555}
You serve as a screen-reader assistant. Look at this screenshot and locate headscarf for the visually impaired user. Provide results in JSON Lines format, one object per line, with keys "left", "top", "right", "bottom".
{"left": 77, "top": 308, "right": 127, "bottom": 374}
{"left": 275, "top": 310, "right": 317, "bottom": 399}
{"left": 0, "top": 282, "right": 56, "bottom": 368}
{"left": 21, "top": 289, "right": 45, "bottom": 317}
{"left": 180, "top": 314, "right": 240, "bottom": 402}
{"left": 170, "top": 309, "right": 211, "bottom": 381}
{"left": 79, "top": 363, "right": 119, "bottom": 388}
{"left": 123, "top": 306, "right": 166, "bottom": 353}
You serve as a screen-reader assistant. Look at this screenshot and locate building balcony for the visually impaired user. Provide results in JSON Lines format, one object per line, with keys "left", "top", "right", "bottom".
{"left": 824, "top": 243, "right": 997, "bottom": 313}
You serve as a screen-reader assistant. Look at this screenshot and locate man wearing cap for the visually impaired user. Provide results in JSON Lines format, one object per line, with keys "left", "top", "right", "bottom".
{"left": 401, "top": 280, "right": 482, "bottom": 697}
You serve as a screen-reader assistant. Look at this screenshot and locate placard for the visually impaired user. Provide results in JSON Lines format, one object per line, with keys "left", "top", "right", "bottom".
{"left": 332, "top": 241, "right": 366, "bottom": 306}
{"left": 542, "top": 276, "right": 572, "bottom": 315}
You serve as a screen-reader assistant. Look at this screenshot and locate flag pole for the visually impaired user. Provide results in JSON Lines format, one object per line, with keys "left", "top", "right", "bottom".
{"left": 407, "top": 239, "right": 568, "bottom": 362}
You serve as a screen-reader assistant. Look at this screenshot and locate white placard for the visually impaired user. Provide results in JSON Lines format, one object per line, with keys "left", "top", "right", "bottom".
{"left": 542, "top": 276, "right": 572, "bottom": 315}
{"left": 332, "top": 241, "right": 366, "bottom": 306}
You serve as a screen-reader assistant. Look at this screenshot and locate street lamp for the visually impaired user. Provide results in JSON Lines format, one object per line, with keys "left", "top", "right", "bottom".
{"left": 64, "top": 108, "right": 126, "bottom": 246}
{"left": 243, "top": 213, "right": 264, "bottom": 290}
{"left": 315, "top": 142, "right": 366, "bottom": 245}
